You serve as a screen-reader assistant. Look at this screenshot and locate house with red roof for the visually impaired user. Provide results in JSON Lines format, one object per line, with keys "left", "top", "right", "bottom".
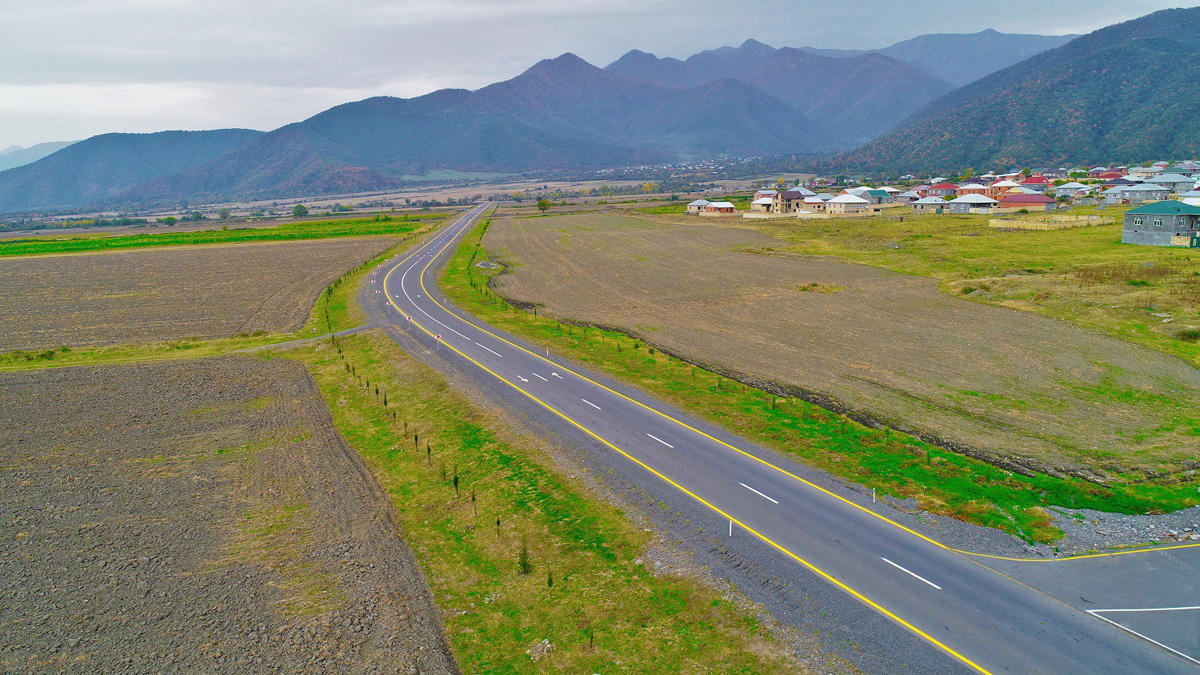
{"left": 1019, "top": 175, "right": 1051, "bottom": 192}
{"left": 928, "top": 182, "right": 958, "bottom": 198}
{"left": 997, "top": 193, "right": 1058, "bottom": 212}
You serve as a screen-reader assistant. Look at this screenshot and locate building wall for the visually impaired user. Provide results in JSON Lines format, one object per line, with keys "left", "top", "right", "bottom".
{"left": 1123, "top": 213, "right": 1200, "bottom": 246}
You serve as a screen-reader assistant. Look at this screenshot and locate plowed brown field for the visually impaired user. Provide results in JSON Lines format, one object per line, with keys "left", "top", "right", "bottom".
{"left": 0, "top": 356, "right": 454, "bottom": 671}
{"left": 0, "top": 237, "right": 396, "bottom": 351}
{"left": 484, "top": 212, "right": 1200, "bottom": 477}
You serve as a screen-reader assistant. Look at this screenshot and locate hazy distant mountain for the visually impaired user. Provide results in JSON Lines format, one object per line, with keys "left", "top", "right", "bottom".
{"left": 0, "top": 141, "right": 77, "bottom": 172}
{"left": 871, "top": 29, "right": 1077, "bottom": 86}
{"left": 798, "top": 30, "right": 1077, "bottom": 86}
{"left": 119, "top": 54, "right": 830, "bottom": 207}
{"left": 607, "top": 39, "right": 951, "bottom": 145}
{"left": 0, "top": 129, "right": 263, "bottom": 214}
{"left": 845, "top": 8, "right": 1200, "bottom": 173}
{"left": 745, "top": 49, "right": 952, "bottom": 144}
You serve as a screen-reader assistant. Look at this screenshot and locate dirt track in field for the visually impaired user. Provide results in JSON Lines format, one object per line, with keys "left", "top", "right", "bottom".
{"left": 0, "top": 356, "right": 454, "bottom": 673}
{"left": 0, "top": 237, "right": 395, "bottom": 352}
{"left": 484, "top": 213, "right": 1200, "bottom": 477}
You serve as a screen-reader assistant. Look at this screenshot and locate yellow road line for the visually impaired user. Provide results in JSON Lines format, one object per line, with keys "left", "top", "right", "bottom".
{"left": 414, "top": 208, "right": 1200, "bottom": 565}
{"left": 382, "top": 207, "right": 991, "bottom": 674}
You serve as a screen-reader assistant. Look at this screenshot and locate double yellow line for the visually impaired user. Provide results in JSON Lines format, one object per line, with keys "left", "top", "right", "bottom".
{"left": 384, "top": 206, "right": 990, "bottom": 673}
{"left": 379, "top": 205, "right": 1199, "bottom": 672}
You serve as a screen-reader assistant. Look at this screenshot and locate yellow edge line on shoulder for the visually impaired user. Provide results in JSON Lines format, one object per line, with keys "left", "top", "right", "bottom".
{"left": 416, "top": 208, "right": 1200, "bottom": 565}
{"left": 384, "top": 210, "right": 991, "bottom": 674}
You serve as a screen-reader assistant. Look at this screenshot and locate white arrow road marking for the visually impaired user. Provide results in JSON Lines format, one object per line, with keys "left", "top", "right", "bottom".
{"left": 880, "top": 557, "right": 942, "bottom": 590}
{"left": 739, "top": 482, "right": 779, "bottom": 504}
{"left": 532, "top": 373, "right": 549, "bottom": 381}
{"left": 552, "top": 372, "right": 564, "bottom": 379}
{"left": 646, "top": 433, "right": 674, "bottom": 448}
{"left": 580, "top": 398, "right": 601, "bottom": 410}
{"left": 517, "top": 376, "right": 529, "bottom": 383}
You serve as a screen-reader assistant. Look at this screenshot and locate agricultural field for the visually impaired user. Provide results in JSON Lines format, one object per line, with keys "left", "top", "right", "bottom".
{"left": 722, "top": 207, "right": 1200, "bottom": 366}
{"left": 480, "top": 212, "right": 1200, "bottom": 481}
{"left": 0, "top": 357, "right": 453, "bottom": 671}
{"left": 0, "top": 212, "right": 442, "bottom": 257}
{"left": 0, "top": 237, "right": 397, "bottom": 352}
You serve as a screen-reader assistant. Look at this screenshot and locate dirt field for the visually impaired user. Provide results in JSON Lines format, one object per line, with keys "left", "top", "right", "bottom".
{"left": 0, "top": 237, "right": 395, "bottom": 352}
{"left": 484, "top": 212, "right": 1200, "bottom": 478}
{"left": 0, "top": 356, "right": 454, "bottom": 672}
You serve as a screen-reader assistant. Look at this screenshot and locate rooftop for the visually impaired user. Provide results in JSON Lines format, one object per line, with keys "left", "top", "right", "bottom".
{"left": 1126, "top": 201, "right": 1200, "bottom": 215}
{"left": 829, "top": 194, "right": 869, "bottom": 204}
{"left": 951, "top": 194, "right": 998, "bottom": 204}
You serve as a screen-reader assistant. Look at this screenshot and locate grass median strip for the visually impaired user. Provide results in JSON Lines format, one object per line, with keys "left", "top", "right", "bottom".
{"left": 440, "top": 215, "right": 1200, "bottom": 544}
{"left": 284, "top": 330, "right": 808, "bottom": 672}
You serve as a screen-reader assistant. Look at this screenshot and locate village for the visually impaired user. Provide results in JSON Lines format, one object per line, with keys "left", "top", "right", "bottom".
{"left": 687, "top": 160, "right": 1200, "bottom": 247}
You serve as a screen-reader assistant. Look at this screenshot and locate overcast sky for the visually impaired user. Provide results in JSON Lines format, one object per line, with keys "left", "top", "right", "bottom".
{"left": 0, "top": 0, "right": 1193, "bottom": 148}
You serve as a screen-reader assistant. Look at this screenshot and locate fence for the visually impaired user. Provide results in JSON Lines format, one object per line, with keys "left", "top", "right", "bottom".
{"left": 987, "top": 214, "right": 1107, "bottom": 230}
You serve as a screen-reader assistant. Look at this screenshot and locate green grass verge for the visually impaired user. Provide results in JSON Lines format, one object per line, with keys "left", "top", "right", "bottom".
{"left": 0, "top": 212, "right": 446, "bottom": 257}
{"left": 282, "top": 330, "right": 805, "bottom": 672}
{"left": 440, "top": 216, "right": 1200, "bottom": 544}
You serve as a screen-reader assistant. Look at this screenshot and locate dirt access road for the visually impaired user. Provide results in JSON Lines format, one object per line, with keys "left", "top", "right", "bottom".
{"left": 0, "top": 356, "right": 454, "bottom": 673}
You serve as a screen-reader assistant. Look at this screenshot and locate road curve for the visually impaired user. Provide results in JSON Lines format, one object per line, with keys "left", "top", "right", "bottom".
{"left": 365, "top": 203, "right": 1199, "bottom": 673}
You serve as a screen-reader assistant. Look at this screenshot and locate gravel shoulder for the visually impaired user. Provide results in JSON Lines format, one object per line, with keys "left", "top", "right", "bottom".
{"left": 0, "top": 356, "right": 454, "bottom": 672}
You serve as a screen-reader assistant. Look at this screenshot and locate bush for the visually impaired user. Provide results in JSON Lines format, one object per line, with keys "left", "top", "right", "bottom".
{"left": 1175, "top": 329, "right": 1200, "bottom": 343}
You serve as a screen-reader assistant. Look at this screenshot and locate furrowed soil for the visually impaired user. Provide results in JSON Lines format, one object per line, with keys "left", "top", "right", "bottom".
{"left": 0, "top": 237, "right": 396, "bottom": 352}
{"left": 483, "top": 212, "right": 1200, "bottom": 480}
{"left": 0, "top": 356, "right": 454, "bottom": 672}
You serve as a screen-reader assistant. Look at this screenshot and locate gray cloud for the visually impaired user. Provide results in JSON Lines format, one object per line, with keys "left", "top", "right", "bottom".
{"left": 0, "top": 0, "right": 1193, "bottom": 147}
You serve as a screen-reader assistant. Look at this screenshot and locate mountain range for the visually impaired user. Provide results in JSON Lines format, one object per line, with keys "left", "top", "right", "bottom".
{"left": 606, "top": 41, "right": 954, "bottom": 144}
{"left": 0, "top": 130, "right": 263, "bottom": 214}
{"left": 846, "top": 7, "right": 1200, "bottom": 173}
{"left": 797, "top": 29, "right": 1076, "bottom": 86}
{"left": 1, "top": 14, "right": 1189, "bottom": 215}
{"left": 0, "top": 141, "right": 77, "bottom": 172}
{"left": 120, "top": 54, "right": 829, "bottom": 208}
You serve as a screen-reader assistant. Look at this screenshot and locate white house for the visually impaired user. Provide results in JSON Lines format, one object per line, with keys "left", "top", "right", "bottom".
{"left": 1148, "top": 173, "right": 1195, "bottom": 194}
{"left": 911, "top": 196, "right": 947, "bottom": 213}
{"left": 686, "top": 199, "right": 711, "bottom": 214}
{"left": 1130, "top": 165, "right": 1164, "bottom": 178}
{"left": 947, "top": 194, "right": 998, "bottom": 213}
{"left": 826, "top": 193, "right": 870, "bottom": 214}
{"left": 1054, "top": 181, "right": 1089, "bottom": 197}
{"left": 750, "top": 197, "right": 774, "bottom": 212}
{"left": 700, "top": 201, "right": 736, "bottom": 216}
{"left": 800, "top": 196, "right": 826, "bottom": 212}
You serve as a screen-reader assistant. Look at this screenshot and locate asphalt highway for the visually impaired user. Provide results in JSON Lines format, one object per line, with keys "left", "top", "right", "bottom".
{"left": 367, "top": 203, "right": 1199, "bottom": 673}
